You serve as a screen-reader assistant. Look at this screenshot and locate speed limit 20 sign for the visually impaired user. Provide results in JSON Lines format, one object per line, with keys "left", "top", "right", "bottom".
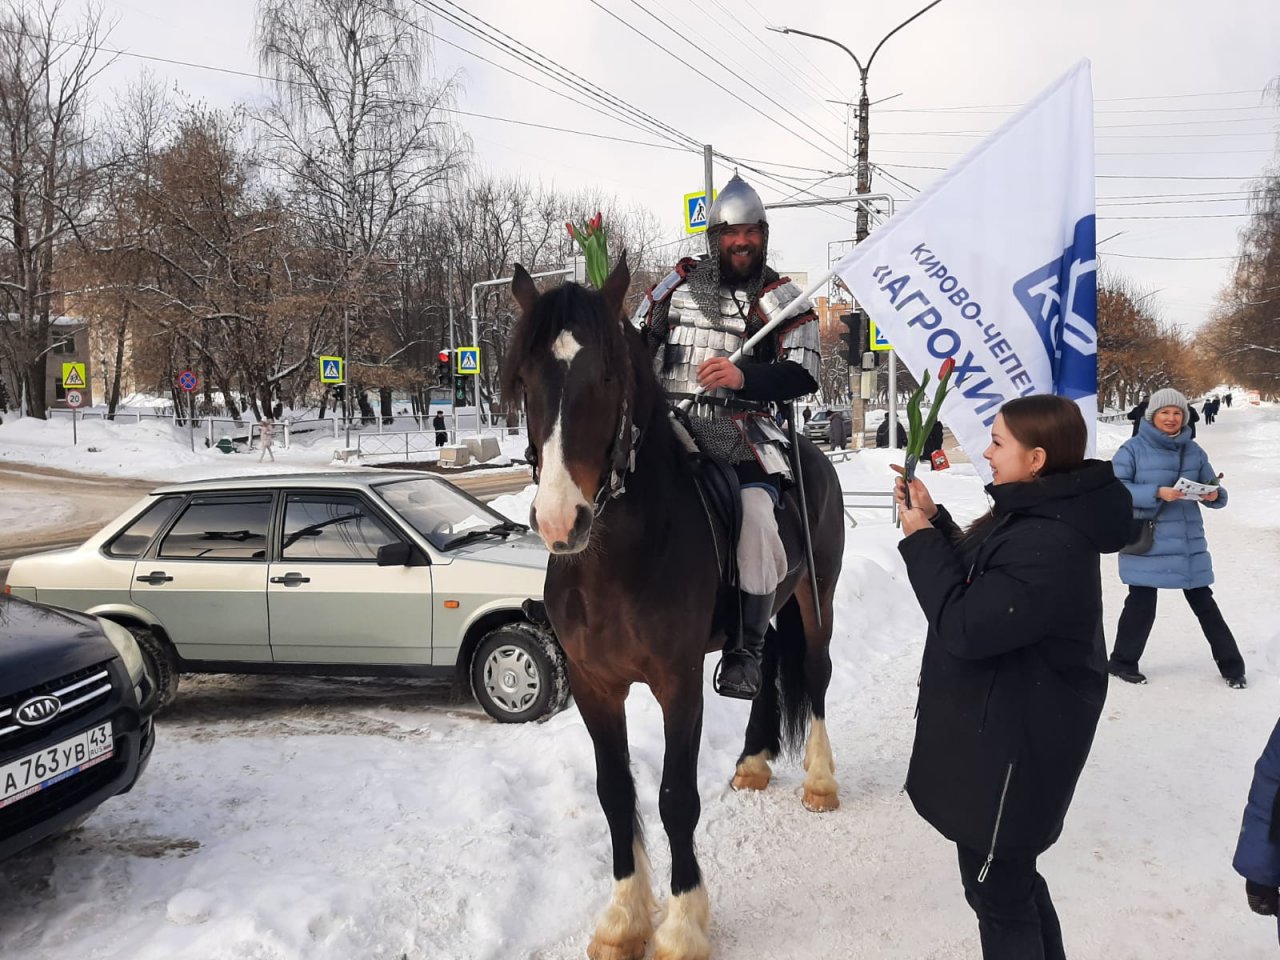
{"left": 65, "top": 390, "right": 84, "bottom": 409}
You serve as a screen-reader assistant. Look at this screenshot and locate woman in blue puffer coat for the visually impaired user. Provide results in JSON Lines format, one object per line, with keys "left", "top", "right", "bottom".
{"left": 1107, "top": 387, "right": 1245, "bottom": 687}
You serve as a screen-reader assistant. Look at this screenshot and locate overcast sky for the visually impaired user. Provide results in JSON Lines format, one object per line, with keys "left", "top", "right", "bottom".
{"left": 71, "top": 0, "right": 1280, "bottom": 333}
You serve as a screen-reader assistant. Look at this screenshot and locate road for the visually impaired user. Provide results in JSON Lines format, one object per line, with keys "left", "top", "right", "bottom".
{"left": 0, "top": 463, "right": 534, "bottom": 584}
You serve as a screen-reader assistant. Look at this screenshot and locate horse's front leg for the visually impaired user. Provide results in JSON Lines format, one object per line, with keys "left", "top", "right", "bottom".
{"left": 652, "top": 673, "right": 711, "bottom": 960}
{"left": 573, "top": 670, "right": 656, "bottom": 960}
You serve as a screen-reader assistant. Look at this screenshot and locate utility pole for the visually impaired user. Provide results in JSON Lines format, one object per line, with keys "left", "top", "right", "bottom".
{"left": 447, "top": 261, "right": 458, "bottom": 444}
{"left": 769, "top": 1, "right": 944, "bottom": 447}
{"left": 704, "top": 144, "right": 714, "bottom": 216}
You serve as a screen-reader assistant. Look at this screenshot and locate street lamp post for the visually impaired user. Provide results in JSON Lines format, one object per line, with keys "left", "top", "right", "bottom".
{"left": 769, "top": 0, "right": 945, "bottom": 243}
{"left": 769, "top": 2, "right": 944, "bottom": 447}
{"left": 469, "top": 267, "right": 575, "bottom": 435}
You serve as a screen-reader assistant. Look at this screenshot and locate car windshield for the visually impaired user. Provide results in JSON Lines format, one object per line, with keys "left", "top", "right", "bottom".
{"left": 374, "top": 477, "right": 517, "bottom": 550}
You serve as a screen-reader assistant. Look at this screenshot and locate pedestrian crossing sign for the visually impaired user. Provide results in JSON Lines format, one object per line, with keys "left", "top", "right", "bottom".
{"left": 684, "top": 189, "right": 717, "bottom": 235}
{"left": 456, "top": 346, "right": 480, "bottom": 375}
{"left": 319, "top": 356, "right": 344, "bottom": 383}
{"left": 61, "top": 362, "right": 86, "bottom": 388}
{"left": 869, "top": 320, "right": 892, "bottom": 352}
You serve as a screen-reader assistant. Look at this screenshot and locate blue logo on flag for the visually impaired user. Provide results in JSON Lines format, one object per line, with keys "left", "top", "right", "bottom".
{"left": 1012, "top": 215, "right": 1097, "bottom": 400}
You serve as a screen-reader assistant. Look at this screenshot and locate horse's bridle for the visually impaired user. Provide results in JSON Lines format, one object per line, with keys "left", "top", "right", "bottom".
{"left": 524, "top": 393, "right": 642, "bottom": 518}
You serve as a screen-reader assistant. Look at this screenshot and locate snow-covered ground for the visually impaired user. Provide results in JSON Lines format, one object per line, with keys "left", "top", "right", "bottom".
{"left": 0, "top": 414, "right": 530, "bottom": 487}
{"left": 2, "top": 404, "right": 1278, "bottom": 958}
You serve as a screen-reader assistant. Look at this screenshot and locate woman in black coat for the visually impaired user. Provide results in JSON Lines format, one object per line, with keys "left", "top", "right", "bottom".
{"left": 894, "top": 395, "right": 1132, "bottom": 960}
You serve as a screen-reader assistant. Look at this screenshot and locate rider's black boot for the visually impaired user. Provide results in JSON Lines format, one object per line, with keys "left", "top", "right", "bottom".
{"left": 715, "top": 591, "right": 774, "bottom": 700}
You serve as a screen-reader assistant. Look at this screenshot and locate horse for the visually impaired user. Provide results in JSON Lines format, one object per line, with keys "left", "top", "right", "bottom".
{"left": 502, "top": 254, "right": 845, "bottom": 960}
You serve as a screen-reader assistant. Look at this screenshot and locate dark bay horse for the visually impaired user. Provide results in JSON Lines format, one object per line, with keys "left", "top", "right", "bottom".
{"left": 502, "top": 255, "right": 845, "bottom": 960}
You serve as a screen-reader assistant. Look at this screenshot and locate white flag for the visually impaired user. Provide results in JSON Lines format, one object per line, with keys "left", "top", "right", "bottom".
{"left": 836, "top": 60, "right": 1097, "bottom": 481}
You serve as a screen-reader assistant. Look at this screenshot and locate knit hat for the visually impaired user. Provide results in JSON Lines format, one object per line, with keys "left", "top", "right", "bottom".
{"left": 1146, "top": 388, "right": 1189, "bottom": 423}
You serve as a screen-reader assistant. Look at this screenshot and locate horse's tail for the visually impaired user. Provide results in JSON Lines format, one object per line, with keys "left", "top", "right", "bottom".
{"left": 774, "top": 595, "right": 812, "bottom": 757}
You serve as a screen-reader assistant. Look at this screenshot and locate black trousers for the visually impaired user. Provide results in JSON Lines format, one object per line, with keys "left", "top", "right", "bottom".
{"left": 957, "top": 845, "right": 1065, "bottom": 960}
{"left": 1110, "top": 584, "right": 1244, "bottom": 678}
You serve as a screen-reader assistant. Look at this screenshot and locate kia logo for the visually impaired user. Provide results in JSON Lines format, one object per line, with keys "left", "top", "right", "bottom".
{"left": 15, "top": 695, "right": 61, "bottom": 727}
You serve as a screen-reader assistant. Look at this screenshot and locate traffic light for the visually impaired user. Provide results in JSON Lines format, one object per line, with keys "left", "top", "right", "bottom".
{"left": 332, "top": 384, "right": 345, "bottom": 402}
{"left": 838, "top": 309, "right": 863, "bottom": 367}
{"left": 436, "top": 350, "right": 451, "bottom": 384}
{"left": 453, "top": 375, "right": 469, "bottom": 406}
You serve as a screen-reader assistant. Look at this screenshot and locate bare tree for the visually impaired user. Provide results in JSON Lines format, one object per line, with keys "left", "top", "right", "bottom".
{"left": 1206, "top": 77, "right": 1280, "bottom": 398}
{"left": 0, "top": 0, "right": 113, "bottom": 417}
{"left": 255, "top": 0, "right": 465, "bottom": 425}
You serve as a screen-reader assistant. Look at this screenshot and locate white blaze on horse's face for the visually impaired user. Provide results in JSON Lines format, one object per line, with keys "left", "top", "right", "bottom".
{"left": 532, "top": 331, "right": 593, "bottom": 554}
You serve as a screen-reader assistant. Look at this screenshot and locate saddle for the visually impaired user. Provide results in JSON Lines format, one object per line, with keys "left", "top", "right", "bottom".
{"left": 676, "top": 409, "right": 805, "bottom": 590}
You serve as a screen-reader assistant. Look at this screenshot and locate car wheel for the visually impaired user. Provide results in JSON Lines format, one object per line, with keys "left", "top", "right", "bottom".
{"left": 470, "top": 622, "right": 568, "bottom": 723}
{"left": 128, "top": 625, "right": 179, "bottom": 710}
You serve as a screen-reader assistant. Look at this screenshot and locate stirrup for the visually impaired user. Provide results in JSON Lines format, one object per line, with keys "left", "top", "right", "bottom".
{"left": 713, "top": 654, "right": 761, "bottom": 700}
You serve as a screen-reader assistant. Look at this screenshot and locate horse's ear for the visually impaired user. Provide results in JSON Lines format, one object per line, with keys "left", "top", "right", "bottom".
{"left": 511, "top": 264, "right": 538, "bottom": 317}
{"left": 601, "top": 250, "right": 631, "bottom": 319}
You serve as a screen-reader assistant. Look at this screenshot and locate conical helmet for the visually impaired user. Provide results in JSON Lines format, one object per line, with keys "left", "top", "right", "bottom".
{"left": 707, "top": 173, "right": 767, "bottom": 231}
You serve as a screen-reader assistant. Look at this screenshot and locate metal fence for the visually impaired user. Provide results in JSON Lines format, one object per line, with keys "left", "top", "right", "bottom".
{"left": 355, "top": 431, "right": 444, "bottom": 459}
{"left": 40, "top": 408, "right": 525, "bottom": 453}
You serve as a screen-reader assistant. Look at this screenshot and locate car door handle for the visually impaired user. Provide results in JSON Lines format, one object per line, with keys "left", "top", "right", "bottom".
{"left": 135, "top": 571, "right": 173, "bottom": 585}
{"left": 270, "top": 573, "right": 311, "bottom": 586}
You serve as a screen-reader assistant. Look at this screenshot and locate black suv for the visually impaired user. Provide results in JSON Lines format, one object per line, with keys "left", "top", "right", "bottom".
{"left": 0, "top": 594, "right": 156, "bottom": 859}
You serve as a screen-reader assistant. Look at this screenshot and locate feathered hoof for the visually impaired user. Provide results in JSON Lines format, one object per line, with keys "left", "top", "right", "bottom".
{"left": 652, "top": 888, "right": 711, "bottom": 960}
{"left": 731, "top": 753, "right": 772, "bottom": 792}
{"left": 587, "top": 934, "right": 648, "bottom": 960}
{"left": 802, "top": 782, "right": 840, "bottom": 813}
{"left": 731, "top": 769, "right": 771, "bottom": 791}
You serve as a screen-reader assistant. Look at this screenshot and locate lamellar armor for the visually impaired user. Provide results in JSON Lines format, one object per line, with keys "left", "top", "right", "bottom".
{"left": 634, "top": 259, "right": 821, "bottom": 476}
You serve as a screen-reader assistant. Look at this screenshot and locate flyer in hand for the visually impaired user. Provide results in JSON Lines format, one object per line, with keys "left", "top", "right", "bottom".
{"left": 1172, "top": 477, "right": 1220, "bottom": 501}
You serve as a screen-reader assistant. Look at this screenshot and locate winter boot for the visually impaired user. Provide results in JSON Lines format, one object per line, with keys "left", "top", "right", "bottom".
{"left": 714, "top": 591, "right": 773, "bottom": 700}
{"left": 1107, "top": 661, "right": 1147, "bottom": 685}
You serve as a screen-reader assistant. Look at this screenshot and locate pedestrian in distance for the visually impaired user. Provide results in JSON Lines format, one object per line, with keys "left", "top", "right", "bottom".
{"left": 1126, "top": 395, "right": 1149, "bottom": 438}
{"left": 802, "top": 406, "right": 812, "bottom": 425}
{"left": 1234, "top": 717, "right": 1280, "bottom": 945}
{"left": 826, "top": 408, "right": 848, "bottom": 450}
{"left": 1189, "top": 403, "right": 1200, "bottom": 439}
{"left": 1225, "top": 392, "right": 1234, "bottom": 409}
{"left": 894, "top": 394, "right": 1132, "bottom": 960}
{"left": 1211, "top": 396, "right": 1221, "bottom": 421}
{"left": 258, "top": 418, "right": 275, "bottom": 462}
{"left": 876, "top": 416, "right": 906, "bottom": 449}
{"left": 432, "top": 409, "right": 447, "bottom": 447}
{"left": 1202, "top": 397, "right": 1215, "bottom": 426}
{"left": 1107, "top": 388, "right": 1245, "bottom": 688}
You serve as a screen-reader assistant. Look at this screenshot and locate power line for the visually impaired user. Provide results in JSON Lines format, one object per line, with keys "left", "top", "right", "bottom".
{"left": 581, "top": 0, "right": 851, "bottom": 167}
{"left": 1098, "top": 212, "right": 1252, "bottom": 220}
{"left": 414, "top": 0, "right": 702, "bottom": 152}
{"left": 1097, "top": 196, "right": 1253, "bottom": 207}
{"left": 871, "top": 89, "right": 1268, "bottom": 112}
{"left": 880, "top": 104, "right": 1277, "bottom": 116}
{"left": 1103, "top": 252, "right": 1240, "bottom": 261}
{"left": 618, "top": 0, "right": 852, "bottom": 156}
{"left": 680, "top": 0, "right": 851, "bottom": 129}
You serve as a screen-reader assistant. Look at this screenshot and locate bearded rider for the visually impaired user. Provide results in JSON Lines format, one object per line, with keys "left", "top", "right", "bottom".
{"left": 634, "top": 174, "right": 821, "bottom": 699}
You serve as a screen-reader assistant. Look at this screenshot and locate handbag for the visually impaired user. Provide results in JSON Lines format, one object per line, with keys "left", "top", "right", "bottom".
{"left": 1119, "top": 444, "right": 1183, "bottom": 556}
{"left": 1121, "top": 517, "right": 1156, "bottom": 555}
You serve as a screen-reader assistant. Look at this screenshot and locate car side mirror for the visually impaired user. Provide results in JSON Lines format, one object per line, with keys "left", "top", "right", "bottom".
{"left": 376, "top": 542, "right": 413, "bottom": 567}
